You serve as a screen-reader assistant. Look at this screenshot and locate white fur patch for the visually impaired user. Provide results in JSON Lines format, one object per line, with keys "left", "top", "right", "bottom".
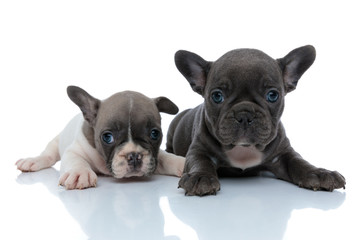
{"left": 225, "top": 145, "right": 262, "bottom": 170}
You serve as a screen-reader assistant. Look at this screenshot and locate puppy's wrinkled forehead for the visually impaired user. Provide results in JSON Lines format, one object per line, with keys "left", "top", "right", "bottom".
{"left": 96, "top": 91, "right": 161, "bottom": 128}
{"left": 209, "top": 49, "right": 282, "bottom": 86}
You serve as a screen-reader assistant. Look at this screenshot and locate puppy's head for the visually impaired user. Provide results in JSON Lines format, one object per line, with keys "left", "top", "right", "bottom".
{"left": 175, "top": 45, "right": 316, "bottom": 150}
{"left": 67, "top": 86, "right": 178, "bottom": 178}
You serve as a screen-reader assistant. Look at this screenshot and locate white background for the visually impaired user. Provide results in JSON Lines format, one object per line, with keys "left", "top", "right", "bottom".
{"left": 1, "top": 1, "right": 359, "bottom": 239}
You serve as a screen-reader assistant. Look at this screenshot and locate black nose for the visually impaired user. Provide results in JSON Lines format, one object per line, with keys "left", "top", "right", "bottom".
{"left": 126, "top": 152, "right": 143, "bottom": 167}
{"left": 235, "top": 111, "right": 254, "bottom": 127}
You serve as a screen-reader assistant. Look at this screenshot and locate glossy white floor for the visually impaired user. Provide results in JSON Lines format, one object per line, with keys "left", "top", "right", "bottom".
{"left": 2, "top": 161, "right": 358, "bottom": 240}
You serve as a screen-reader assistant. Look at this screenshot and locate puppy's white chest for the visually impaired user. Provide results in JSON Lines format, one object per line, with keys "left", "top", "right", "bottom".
{"left": 225, "top": 145, "right": 263, "bottom": 170}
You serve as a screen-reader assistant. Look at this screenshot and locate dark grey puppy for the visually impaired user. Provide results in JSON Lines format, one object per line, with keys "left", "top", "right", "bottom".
{"left": 166, "top": 45, "right": 346, "bottom": 196}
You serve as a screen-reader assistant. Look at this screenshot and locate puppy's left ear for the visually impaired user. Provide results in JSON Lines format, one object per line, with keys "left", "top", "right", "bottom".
{"left": 153, "top": 97, "right": 179, "bottom": 115}
{"left": 277, "top": 45, "right": 316, "bottom": 93}
{"left": 67, "top": 86, "right": 101, "bottom": 126}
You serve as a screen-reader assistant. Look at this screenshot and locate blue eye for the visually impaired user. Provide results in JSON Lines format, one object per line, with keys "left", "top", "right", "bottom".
{"left": 150, "top": 129, "right": 161, "bottom": 140}
{"left": 211, "top": 90, "right": 224, "bottom": 104}
{"left": 102, "top": 132, "right": 114, "bottom": 144}
{"left": 266, "top": 90, "right": 279, "bottom": 103}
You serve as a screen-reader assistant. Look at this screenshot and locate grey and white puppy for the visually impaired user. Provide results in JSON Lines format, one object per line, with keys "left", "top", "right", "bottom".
{"left": 166, "top": 45, "right": 346, "bottom": 196}
{"left": 16, "top": 86, "right": 185, "bottom": 189}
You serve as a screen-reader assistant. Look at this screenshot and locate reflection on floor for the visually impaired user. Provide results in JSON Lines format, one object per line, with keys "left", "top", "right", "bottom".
{"left": 7, "top": 166, "right": 353, "bottom": 240}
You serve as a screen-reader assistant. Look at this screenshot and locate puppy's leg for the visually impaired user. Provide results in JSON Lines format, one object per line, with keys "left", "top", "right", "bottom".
{"left": 178, "top": 150, "right": 220, "bottom": 196}
{"left": 59, "top": 148, "right": 97, "bottom": 190}
{"left": 268, "top": 150, "right": 346, "bottom": 191}
{"left": 155, "top": 150, "right": 185, "bottom": 177}
{"left": 16, "top": 135, "right": 61, "bottom": 172}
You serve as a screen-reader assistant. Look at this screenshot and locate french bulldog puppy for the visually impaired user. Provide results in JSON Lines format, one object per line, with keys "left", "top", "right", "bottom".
{"left": 16, "top": 86, "right": 185, "bottom": 189}
{"left": 166, "top": 45, "right": 346, "bottom": 196}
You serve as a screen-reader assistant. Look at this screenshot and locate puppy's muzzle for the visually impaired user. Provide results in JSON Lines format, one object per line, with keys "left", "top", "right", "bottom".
{"left": 126, "top": 152, "right": 143, "bottom": 168}
{"left": 234, "top": 111, "right": 255, "bottom": 128}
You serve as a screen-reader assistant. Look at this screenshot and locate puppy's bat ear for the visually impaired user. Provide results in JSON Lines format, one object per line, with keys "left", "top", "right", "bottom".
{"left": 277, "top": 45, "right": 316, "bottom": 93}
{"left": 153, "top": 97, "right": 179, "bottom": 115}
{"left": 67, "top": 86, "right": 101, "bottom": 126}
{"left": 175, "top": 50, "right": 212, "bottom": 96}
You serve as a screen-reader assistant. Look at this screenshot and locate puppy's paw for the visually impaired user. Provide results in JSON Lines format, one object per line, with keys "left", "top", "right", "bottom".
{"left": 59, "top": 168, "right": 97, "bottom": 190}
{"left": 178, "top": 172, "right": 220, "bottom": 196}
{"left": 16, "top": 156, "right": 54, "bottom": 172}
{"left": 298, "top": 168, "right": 346, "bottom": 191}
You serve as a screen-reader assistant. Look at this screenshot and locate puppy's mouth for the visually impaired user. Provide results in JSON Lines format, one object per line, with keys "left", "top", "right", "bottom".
{"left": 222, "top": 140, "right": 266, "bottom": 152}
{"left": 111, "top": 153, "right": 157, "bottom": 178}
{"left": 109, "top": 142, "right": 157, "bottom": 178}
{"left": 236, "top": 141, "right": 266, "bottom": 151}
{"left": 217, "top": 117, "right": 273, "bottom": 151}
{"left": 235, "top": 141, "right": 252, "bottom": 147}
{"left": 236, "top": 143, "right": 251, "bottom": 147}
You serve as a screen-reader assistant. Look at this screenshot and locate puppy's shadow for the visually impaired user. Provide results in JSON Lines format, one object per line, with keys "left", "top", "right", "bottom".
{"left": 168, "top": 176, "right": 346, "bottom": 240}
{"left": 16, "top": 169, "right": 171, "bottom": 240}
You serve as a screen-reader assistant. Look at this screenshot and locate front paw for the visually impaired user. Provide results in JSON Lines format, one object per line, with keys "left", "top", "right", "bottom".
{"left": 59, "top": 168, "right": 97, "bottom": 190}
{"left": 298, "top": 168, "right": 346, "bottom": 191}
{"left": 16, "top": 156, "right": 54, "bottom": 172}
{"left": 178, "top": 172, "right": 220, "bottom": 196}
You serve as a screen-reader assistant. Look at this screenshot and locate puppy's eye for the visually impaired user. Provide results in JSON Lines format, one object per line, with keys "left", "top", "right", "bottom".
{"left": 211, "top": 90, "right": 224, "bottom": 104}
{"left": 266, "top": 90, "right": 279, "bottom": 103}
{"left": 150, "top": 129, "right": 161, "bottom": 140}
{"left": 102, "top": 132, "right": 114, "bottom": 144}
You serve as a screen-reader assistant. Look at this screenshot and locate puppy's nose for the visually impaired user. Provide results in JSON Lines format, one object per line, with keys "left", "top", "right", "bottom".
{"left": 235, "top": 111, "right": 254, "bottom": 127}
{"left": 126, "top": 152, "right": 143, "bottom": 167}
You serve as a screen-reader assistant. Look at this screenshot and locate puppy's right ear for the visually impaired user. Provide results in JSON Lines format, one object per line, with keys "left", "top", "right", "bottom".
{"left": 67, "top": 86, "right": 101, "bottom": 126}
{"left": 175, "top": 50, "right": 212, "bottom": 96}
{"left": 153, "top": 96, "right": 179, "bottom": 115}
